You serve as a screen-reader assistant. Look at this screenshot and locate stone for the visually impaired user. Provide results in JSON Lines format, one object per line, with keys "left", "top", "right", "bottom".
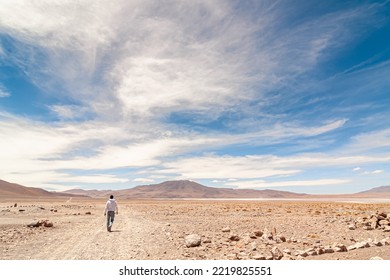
{"left": 294, "top": 250, "right": 308, "bottom": 257}
{"left": 222, "top": 227, "right": 231, "bottom": 233}
{"left": 348, "top": 224, "right": 356, "bottom": 230}
{"left": 229, "top": 235, "right": 240, "bottom": 241}
{"left": 254, "top": 230, "right": 263, "bottom": 237}
{"left": 305, "top": 248, "right": 317, "bottom": 256}
{"left": 237, "top": 252, "right": 248, "bottom": 259}
{"left": 333, "top": 244, "right": 347, "bottom": 252}
{"left": 324, "top": 247, "right": 335, "bottom": 254}
{"left": 85, "top": 212, "right": 91, "bottom": 215}
{"left": 44, "top": 221, "right": 53, "bottom": 227}
{"left": 185, "top": 234, "right": 201, "bottom": 248}
{"left": 355, "top": 242, "right": 369, "bottom": 249}
{"left": 379, "top": 220, "right": 389, "bottom": 226}
{"left": 19, "top": 209, "right": 25, "bottom": 212}
{"left": 271, "top": 247, "right": 283, "bottom": 260}
{"left": 370, "top": 256, "right": 383, "bottom": 260}
{"left": 252, "top": 254, "right": 266, "bottom": 260}
{"left": 383, "top": 226, "right": 390, "bottom": 232}
{"left": 27, "top": 221, "right": 40, "bottom": 228}
{"left": 203, "top": 239, "right": 211, "bottom": 244}
{"left": 283, "top": 249, "right": 292, "bottom": 255}
{"left": 14, "top": 203, "right": 17, "bottom": 207}
{"left": 227, "top": 253, "right": 237, "bottom": 260}
{"left": 347, "top": 245, "right": 356, "bottom": 251}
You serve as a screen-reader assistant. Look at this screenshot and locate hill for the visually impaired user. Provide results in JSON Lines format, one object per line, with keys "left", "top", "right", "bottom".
{"left": 63, "top": 180, "right": 308, "bottom": 199}
{"left": 358, "top": 185, "right": 390, "bottom": 194}
{"left": 0, "top": 179, "right": 55, "bottom": 198}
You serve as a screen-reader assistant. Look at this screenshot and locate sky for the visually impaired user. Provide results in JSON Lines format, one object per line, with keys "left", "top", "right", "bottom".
{"left": 0, "top": 0, "right": 389, "bottom": 194}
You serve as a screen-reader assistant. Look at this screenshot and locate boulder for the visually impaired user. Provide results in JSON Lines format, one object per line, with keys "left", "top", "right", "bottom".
{"left": 185, "top": 234, "right": 201, "bottom": 248}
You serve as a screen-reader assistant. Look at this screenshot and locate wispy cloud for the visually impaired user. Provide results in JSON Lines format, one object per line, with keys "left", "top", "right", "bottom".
{"left": 226, "top": 179, "right": 350, "bottom": 189}
{"left": 0, "top": 84, "right": 10, "bottom": 97}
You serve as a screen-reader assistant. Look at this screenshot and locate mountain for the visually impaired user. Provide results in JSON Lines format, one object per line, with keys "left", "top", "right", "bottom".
{"left": 63, "top": 180, "right": 308, "bottom": 199}
{"left": 0, "top": 179, "right": 55, "bottom": 198}
{"left": 357, "top": 186, "right": 390, "bottom": 194}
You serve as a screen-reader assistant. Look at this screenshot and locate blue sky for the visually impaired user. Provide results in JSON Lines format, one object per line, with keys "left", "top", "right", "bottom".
{"left": 0, "top": 0, "right": 389, "bottom": 194}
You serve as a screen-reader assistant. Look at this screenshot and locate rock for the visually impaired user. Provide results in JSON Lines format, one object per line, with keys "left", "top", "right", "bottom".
{"left": 85, "top": 212, "right": 91, "bottom": 215}
{"left": 333, "top": 244, "right": 347, "bottom": 252}
{"left": 370, "top": 256, "right": 383, "bottom": 260}
{"left": 222, "top": 227, "right": 231, "bottom": 233}
{"left": 383, "top": 226, "right": 390, "bottom": 232}
{"left": 227, "top": 253, "right": 237, "bottom": 260}
{"left": 265, "top": 255, "right": 273, "bottom": 260}
{"left": 379, "top": 220, "right": 389, "bottom": 226}
{"left": 283, "top": 249, "right": 292, "bottom": 255}
{"left": 271, "top": 247, "right": 283, "bottom": 260}
{"left": 165, "top": 223, "right": 171, "bottom": 226}
{"left": 14, "top": 203, "right": 17, "bottom": 207}
{"left": 324, "top": 247, "right": 335, "bottom": 254}
{"left": 19, "top": 209, "right": 25, "bottom": 212}
{"left": 373, "top": 240, "right": 383, "bottom": 247}
{"left": 305, "top": 248, "right": 317, "bottom": 256}
{"left": 229, "top": 235, "right": 240, "bottom": 242}
{"left": 27, "top": 222, "right": 40, "bottom": 228}
{"left": 254, "top": 230, "right": 263, "bottom": 237}
{"left": 294, "top": 250, "right": 308, "bottom": 257}
{"left": 203, "top": 239, "right": 211, "bottom": 244}
{"left": 185, "top": 234, "right": 201, "bottom": 248}
{"left": 43, "top": 221, "right": 53, "bottom": 227}
{"left": 237, "top": 252, "right": 248, "bottom": 259}
{"left": 347, "top": 245, "right": 356, "bottom": 251}
{"left": 348, "top": 224, "right": 356, "bottom": 230}
{"left": 252, "top": 254, "right": 266, "bottom": 260}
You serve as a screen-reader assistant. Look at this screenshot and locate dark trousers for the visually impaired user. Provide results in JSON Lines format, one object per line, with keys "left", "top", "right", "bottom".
{"left": 106, "top": 211, "right": 115, "bottom": 230}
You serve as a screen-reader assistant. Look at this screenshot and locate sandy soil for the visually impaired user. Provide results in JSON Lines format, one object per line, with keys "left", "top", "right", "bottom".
{"left": 1, "top": 198, "right": 390, "bottom": 260}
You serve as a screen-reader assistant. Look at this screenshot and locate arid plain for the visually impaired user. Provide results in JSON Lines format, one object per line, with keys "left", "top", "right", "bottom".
{"left": 1, "top": 197, "right": 390, "bottom": 260}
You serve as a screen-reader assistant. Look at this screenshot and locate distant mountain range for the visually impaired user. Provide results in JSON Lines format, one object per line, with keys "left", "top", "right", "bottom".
{"left": 62, "top": 180, "right": 308, "bottom": 199}
{"left": 1, "top": 178, "right": 390, "bottom": 199}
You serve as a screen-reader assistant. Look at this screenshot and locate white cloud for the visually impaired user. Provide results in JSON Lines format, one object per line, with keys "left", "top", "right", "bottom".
{"left": 49, "top": 105, "right": 89, "bottom": 120}
{"left": 353, "top": 167, "right": 361, "bottom": 171}
{"left": 226, "top": 179, "right": 350, "bottom": 189}
{"left": 133, "top": 178, "right": 155, "bottom": 183}
{"left": 372, "top": 170, "right": 384, "bottom": 174}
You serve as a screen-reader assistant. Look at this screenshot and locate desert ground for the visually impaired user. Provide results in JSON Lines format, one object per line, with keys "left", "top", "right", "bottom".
{"left": 1, "top": 198, "right": 390, "bottom": 260}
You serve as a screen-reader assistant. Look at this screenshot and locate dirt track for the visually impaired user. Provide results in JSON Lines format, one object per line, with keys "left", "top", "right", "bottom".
{"left": 1, "top": 199, "right": 390, "bottom": 260}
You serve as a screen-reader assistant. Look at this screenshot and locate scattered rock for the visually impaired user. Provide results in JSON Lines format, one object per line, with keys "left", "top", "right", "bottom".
{"left": 43, "top": 221, "right": 53, "bottom": 227}
{"left": 229, "top": 235, "right": 240, "bottom": 241}
{"left": 271, "top": 247, "right": 283, "bottom": 260}
{"left": 348, "top": 224, "right": 356, "bottom": 230}
{"left": 18, "top": 209, "right": 25, "bottom": 212}
{"left": 85, "top": 212, "right": 92, "bottom": 215}
{"left": 222, "top": 227, "right": 231, "bottom": 233}
{"left": 253, "top": 230, "right": 263, "bottom": 237}
{"left": 383, "top": 226, "right": 390, "bottom": 232}
{"left": 185, "top": 234, "right": 201, "bottom": 248}
{"left": 252, "top": 254, "right": 266, "bottom": 260}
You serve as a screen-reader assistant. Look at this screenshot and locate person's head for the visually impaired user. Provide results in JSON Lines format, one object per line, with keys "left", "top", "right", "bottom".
{"left": 110, "top": 195, "right": 114, "bottom": 199}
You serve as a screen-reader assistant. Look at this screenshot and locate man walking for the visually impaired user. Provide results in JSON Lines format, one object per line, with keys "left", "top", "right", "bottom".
{"left": 104, "top": 195, "right": 118, "bottom": 232}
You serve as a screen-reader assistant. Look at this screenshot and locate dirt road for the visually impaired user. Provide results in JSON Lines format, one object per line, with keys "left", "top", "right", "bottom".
{"left": 1, "top": 202, "right": 181, "bottom": 260}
